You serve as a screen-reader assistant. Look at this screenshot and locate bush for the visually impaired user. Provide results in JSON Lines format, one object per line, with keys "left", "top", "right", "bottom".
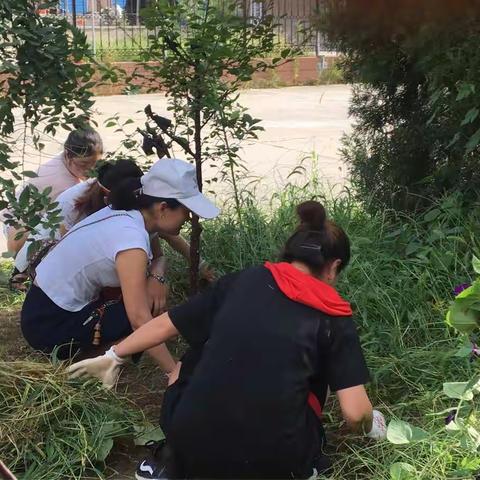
{"left": 319, "top": 0, "right": 480, "bottom": 211}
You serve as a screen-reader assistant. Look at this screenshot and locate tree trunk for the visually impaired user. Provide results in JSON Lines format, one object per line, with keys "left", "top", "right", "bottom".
{"left": 189, "top": 72, "right": 203, "bottom": 294}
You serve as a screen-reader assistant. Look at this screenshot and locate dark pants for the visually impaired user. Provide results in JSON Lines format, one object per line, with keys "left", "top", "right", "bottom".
{"left": 21, "top": 284, "right": 133, "bottom": 359}
{"left": 158, "top": 349, "right": 331, "bottom": 479}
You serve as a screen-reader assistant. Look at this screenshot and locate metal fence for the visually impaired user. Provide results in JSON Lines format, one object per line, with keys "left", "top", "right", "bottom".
{"left": 52, "top": 0, "right": 330, "bottom": 60}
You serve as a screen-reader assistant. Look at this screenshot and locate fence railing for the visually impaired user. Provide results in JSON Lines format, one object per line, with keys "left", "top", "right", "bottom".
{"left": 52, "top": 0, "right": 331, "bottom": 60}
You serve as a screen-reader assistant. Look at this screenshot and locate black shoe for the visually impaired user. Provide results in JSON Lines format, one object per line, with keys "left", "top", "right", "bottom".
{"left": 135, "top": 440, "right": 169, "bottom": 480}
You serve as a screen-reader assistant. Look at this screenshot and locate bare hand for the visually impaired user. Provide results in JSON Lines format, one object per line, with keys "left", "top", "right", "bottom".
{"left": 147, "top": 277, "right": 168, "bottom": 316}
{"left": 199, "top": 262, "right": 216, "bottom": 282}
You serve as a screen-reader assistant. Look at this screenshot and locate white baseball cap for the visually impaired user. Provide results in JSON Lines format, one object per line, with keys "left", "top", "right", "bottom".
{"left": 140, "top": 158, "right": 220, "bottom": 219}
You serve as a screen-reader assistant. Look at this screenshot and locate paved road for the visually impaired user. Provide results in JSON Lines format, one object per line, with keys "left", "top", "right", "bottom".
{"left": 1, "top": 84, "right": 352, "bottom": 254}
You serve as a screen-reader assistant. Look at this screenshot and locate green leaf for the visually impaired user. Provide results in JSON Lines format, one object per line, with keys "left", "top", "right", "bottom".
{"left": 94, "top": 437, "right": 114, "bottom": 462}
{"left": 461, "top": 107, "right": 479, "bottom": 126}
{"left": 466, "top": 127, "right": 480, "bottom": 153}
{"left": 443, "top": 382, "right": 474, "bottom": 400}
{"left": 472, "top": 255, "right": 480, "bottom": 274}
{"left": 423, "top": 208, "right": 441, "bottom": 222}
{"left": 134, "top": 424, "right": 165, "bottom": 446}
{"left": 454, "top": 345, "right": 473, "bottom": 358}
{"left": 387, "top": 419, "right": 428, "bottom": 444}
{"left": 457, "top": 82, "right": 475, "bottom": 101}
{"left": 390, "top": 462, "right": 417, "bottom": 480}
{"left": 405, "top": 242, "right": 421, "bottom": 256}
{"left": 446, "top": 303, "right": 479, "bottom": 333}
{"left": 22, "top": 170, "right": 38, "bottom": 178}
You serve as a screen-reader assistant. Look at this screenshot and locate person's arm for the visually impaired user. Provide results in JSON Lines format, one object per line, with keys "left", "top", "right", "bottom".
{"left": 68, "top": 273, "right": 238, "bottom": 387}
{"left": 116, "top": 249, "right": 176, "bottom": 373}
{"left": 325, "top": 316, "right": 386, "bottom": 439}
{"left": 161, "top": 233, "right": 216, "bottom": 281}
{"left": 336, "top": 385, "right": 373, "bottom": 432}
{"left": 161, "top": 233, "right": 190, "bottom": 260}
{"left": 146, "top": 234, "right": 168, "bottom": 316}
{"left": 114, "top": 311, "right": 178, "bottom": 357}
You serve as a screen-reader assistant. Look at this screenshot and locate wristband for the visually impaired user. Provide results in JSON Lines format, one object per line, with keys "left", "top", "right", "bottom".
{"left": 147, "top": 271, "right": 166, "bottom": 284}
{"left": 105, "top": 346, "right": 127, "bottom": 364}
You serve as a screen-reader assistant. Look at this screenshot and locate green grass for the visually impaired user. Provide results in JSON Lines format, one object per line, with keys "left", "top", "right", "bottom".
{"left": 0, "top": 260, "right": 24, "bottom": 312}
{"left": 166, "top": 184, "right": 480, "bottom": 479}
{"left": 1, "top": 181, "right": 479, "bottom": 479}
{"left": 0, "top": 359, "right": 162, "bottom": 480}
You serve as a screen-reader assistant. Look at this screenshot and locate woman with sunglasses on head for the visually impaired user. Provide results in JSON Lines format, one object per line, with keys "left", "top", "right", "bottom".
{"left": 4, "top": 127, "right": 103, "bottom": 255}
{"left": 68, "top": 200, "right": 386, "bottom": 480}
{"left": 21, "top": 158, "right": 219, "bottom": 377}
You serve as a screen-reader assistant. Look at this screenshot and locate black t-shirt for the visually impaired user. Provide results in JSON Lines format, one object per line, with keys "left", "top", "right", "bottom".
{"left": 168, "top": 266, "right": 370, "bottom": 479}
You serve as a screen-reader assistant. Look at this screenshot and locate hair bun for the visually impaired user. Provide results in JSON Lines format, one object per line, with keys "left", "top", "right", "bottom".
{"left": 296, "top": 201, "right": 326, "bottom": 230}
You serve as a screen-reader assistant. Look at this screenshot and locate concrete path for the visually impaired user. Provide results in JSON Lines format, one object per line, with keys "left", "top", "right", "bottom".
{"left": 1, "top": 84, "right": 352, "bottom": 254}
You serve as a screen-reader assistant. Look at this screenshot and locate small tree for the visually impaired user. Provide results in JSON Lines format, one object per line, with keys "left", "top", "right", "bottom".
{"left": 135, "top": 0, "right": 300, "bottom": 292}
{"left": 0, "top": 0, "right": 110, "bottom": 245}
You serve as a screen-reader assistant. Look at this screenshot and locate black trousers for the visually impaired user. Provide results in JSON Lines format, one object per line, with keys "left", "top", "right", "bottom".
{"left": 158, "top": 349, "right": 332, "bottom": 479}
{"left": 21, "top": 284, "right": 133, "bottom": 359}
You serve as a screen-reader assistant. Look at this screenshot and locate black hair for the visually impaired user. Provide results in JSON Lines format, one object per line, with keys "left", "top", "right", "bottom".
{"left": 74, "top": 160, "right": 144, "bottom": 220}
{"left": 281, "top": 201, "right": 351, "bottom": 275}
{"left": 108, "top": 176, "right": 182, "bottom": 211}
{"left": 64, "top": 127, "right": 103, "bottom": 159}
{"left": 97, "top": 159, "right": 143, "bottom": 191}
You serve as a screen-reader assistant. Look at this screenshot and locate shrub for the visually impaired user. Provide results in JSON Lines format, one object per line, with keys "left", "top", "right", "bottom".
{"left": 320, "top": 0, "right": 480, "bottom": 211}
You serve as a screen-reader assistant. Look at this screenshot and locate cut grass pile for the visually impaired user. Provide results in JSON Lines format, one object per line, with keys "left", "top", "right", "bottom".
{"left": 0, "top": 359, "right": 162, "bottom": 480}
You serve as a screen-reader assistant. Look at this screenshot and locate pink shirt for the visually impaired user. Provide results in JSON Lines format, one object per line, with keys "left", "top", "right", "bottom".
{"left": 28, "top": 152, "right": 80, "bottom": 200}
{"left": 1, "top": 152, "right": 81, "bottom": 225}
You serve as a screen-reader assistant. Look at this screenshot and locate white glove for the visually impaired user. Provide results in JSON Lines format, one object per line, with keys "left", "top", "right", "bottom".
{"left": 366, "top": 410, "right": 387, "bottom": 440}
{"left": 67, "top": 347, "right": 127, "bottom": 389}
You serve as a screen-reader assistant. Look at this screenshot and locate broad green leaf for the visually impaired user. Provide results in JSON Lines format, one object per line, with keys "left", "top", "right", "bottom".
{"left": 461, "top": 107, "right": 479, "bottom": 126}
{"left": 22, "top": 170, "right": 38, "bottom": 178}
{"left": 466, "top": 127, "right": 480, "bottom": 153}
{"left": 387, "top": 419, "right": 427, "bottom": 444}
{"left": 472, "top": 255, "right": 480, "bottom": 274}
{"left": 443, "top": 382, "right": 474, "bottom": 400}
{"left": 457, "top": 82, "right": 475, "bottom": 100}
{"left": 446, "top": 304, "right": 479, "bottom": 333}
{"left": 454, "top": 345, "right": 473, "bottom": 358}
{"left": 386, "top": 423, "right": 404, "bottom": 444}
{"left": 390, "top": 462, "right": 417, "bottom": 480}
{"left": 95, "top": 437, "right": 114, "bottom": 462}
{"left": 423, "top": 208, "right": 441, "bottom": 222}
{"left": 134, "top": 424, "right": 165, "bottom": 446}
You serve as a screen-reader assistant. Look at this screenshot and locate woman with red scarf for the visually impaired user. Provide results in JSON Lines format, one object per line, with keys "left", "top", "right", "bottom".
{"left": 69, "top": 200, "right": 386, "bottom": 480}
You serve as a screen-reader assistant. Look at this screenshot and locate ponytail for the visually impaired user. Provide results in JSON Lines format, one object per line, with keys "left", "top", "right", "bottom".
{"left": 109, "top": 177, "right": 181, "bottom": 211}
{"left": 281, "top": 201, "right": 350, "bottom": 274}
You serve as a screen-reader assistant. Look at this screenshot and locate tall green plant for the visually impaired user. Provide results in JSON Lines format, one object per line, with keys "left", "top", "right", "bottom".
{"left": 133, "top": 0, "right": 300, "bottom": 291}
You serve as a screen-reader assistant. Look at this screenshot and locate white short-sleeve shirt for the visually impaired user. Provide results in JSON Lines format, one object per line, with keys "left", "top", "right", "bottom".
{"left": 35, "top": 206, "right": 152, "bottom": 312}
{"left": 14, "top": 179, "right": 95, "bottom": 272}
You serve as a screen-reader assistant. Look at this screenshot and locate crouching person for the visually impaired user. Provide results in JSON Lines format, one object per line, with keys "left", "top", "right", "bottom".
{"left": 21, "top": 159, "right": 219, "bottom": 377}
{"left": 68, "top": 200, "right": 386, "bottom": 479}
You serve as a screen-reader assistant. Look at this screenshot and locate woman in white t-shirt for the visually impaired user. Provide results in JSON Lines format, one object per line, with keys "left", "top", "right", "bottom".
{"left": 15, "top": 160, "right": 215, "bottom": 311}
{"left": 20, "top": 158, "right": 219, "bottom": 374}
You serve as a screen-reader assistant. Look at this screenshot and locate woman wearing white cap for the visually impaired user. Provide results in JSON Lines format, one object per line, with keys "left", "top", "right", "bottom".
{"left": 20, "top": 158, "right": 219, "bottom": 374}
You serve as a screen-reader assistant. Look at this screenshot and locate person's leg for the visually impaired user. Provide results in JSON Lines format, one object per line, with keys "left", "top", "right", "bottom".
{"left": 6, "top": 225, "right": 28, "bottom": 255}
{"left": 21, "top": 285, "right": 105, "bottom": 359}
